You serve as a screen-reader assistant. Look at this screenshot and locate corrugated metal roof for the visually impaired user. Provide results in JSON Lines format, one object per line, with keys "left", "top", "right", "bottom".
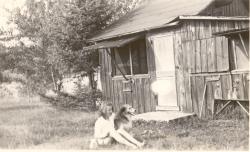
{"left": 89, "top": 0, "right": 215, "bottom": 42}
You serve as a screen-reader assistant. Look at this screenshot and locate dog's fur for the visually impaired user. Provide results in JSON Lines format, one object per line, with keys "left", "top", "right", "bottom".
{"left": 114, "top": 104, "right": 136, "bottom": 131}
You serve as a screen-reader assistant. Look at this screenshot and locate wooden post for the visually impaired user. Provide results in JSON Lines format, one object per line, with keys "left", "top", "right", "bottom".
{"left": 129, "top": 44, "right": 133, "bottom": 76}
{"left": 199, "top": 82, "right": 207, "bottom": 118}
{"left": 231, "top": 40, "right": 238, "bottom": 69}
{"left": 236, "top": 101, "right": 249, "bottom": 115}
{"left": 238, "top": 33, "right": 248, "bottom": 58}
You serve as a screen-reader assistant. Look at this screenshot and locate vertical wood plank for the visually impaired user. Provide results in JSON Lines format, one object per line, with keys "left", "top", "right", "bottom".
{"left": 243, "top": 73, "right": 249, "bottom": 99}
{"left": 215, "top": 37, "right": 223, "bottom": 71}
{"left": 180, "top": 32, "right": 186, "bottom": 111}
{"left": 137, "top": 79, "right": 143, "bottom": 113}
{"left": 107, "top": 49, "right": 112, "bottom": 101}
{"left": 207, "top": 38, "right": 212, "bottom": 72}
{"left": 146, "top": 36, "right": 154, "bottom": 75}
{"left": 173, "top": 32, "right": 182, "bottom": 71}
{"left": 195, "top": 40, "right": 201, "bottom": 73}
{"left": 142, "top": 78, "right": 146, "bottom": 113}
{"left": 201, "top": 39, "right": 208, "bottom": 72}
{"left": 212, "top": 21, "right": 219, "bottom": 34}
{"left": 105, "top": 50, "right": 110, "bottom": 100}
{"left": 113, "top": 80, "right": 117, "bottom": 112}
{"left": 173, "top": 32, "right": 183, "bottom": 109}
{"left": 102, "top": 50, "right": 108, "bottom": 100}
{"left": 207, "top": 38, "right": 217, "bottom": 72}
{"left": 111, "top": 79, "right": 115, "bottom": 108}
{"left": 205, "top": 21, "right": 212, "bottom": 38}
{"left": 199, "top": 21, "right": 205, "bottom": 39}
{"left": 131, "top": 80, "right": 137, "bottom": 111}
{"left": 150, "top": 87, "right": 156, "bottom": 111}
{"left": 190, "top": 41, "right": 196, "bottom": 73}
{"left": 145, "top": 78, "right": 151, "bottom": 112}
{"left": 187, "top": 73, "right": 193, "bottom": 112}
{"left": 178, "top": 72, "right": 186, "bottom": 112}
{"left": 186, "top": 42, "right": 191, "bottom": 72}
{"left": 183, "top": 72, "right": 191, "bottom": 112}
{"left": 146, "top": 35, "right": 156, "bottom": 111}
{"left": 114, "top": 80, "right": 119, "bottom": 112}
{"left": 222, "top": 37, "right": 229, "bottom": 71}
{"left": 191, "top": 76, "right": 199, "bottom": 114}
{"left": 195, "top": 21, "right": 200, "bottom": 39}
{"left": 134, "top": 79, "right": 140, "bottom": 113}
{"left": 206, "top": 76, "right": 215, "bottom": 118}
{"left": 190, "top": 21, "right": 196, "bottom": 40}
{"left": 235, "top": 0, "right": 239, "bottom": 16}
{"left": 118, "top": 80, "right": 124, "bottom": 110}
{"left": 186, "top": 22, "right": 190, "bottom": 41}
{"left": 221, "top": 74, "right": 232, "bottom": 99}
{"left": 125, "top": 83, "right": 133, "bottom": 106}
{"left": 196, "top": 76, "right": 205, "bottom": 117}
{"left": 104, "top": 50, "right": 108, "bottom": 99}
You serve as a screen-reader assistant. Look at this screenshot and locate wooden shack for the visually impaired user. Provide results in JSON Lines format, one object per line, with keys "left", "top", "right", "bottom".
{"left": 83, "top": 0, "right": 249, "bottom": 118}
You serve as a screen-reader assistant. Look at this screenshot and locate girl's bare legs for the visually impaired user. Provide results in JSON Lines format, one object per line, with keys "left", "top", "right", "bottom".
{"left": 117, "top": 129, "right": 144, "bottom": 147}
{"left": 110, "top": 130, "right": 137, "bottom": 148}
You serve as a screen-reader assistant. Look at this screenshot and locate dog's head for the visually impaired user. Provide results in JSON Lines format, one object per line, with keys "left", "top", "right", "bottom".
{"left": 114, "top": 104, "right": 136, "bottom": 130}
{"left": 95, "top": 98, "right": 103, "bottom": 109}
{"left": 119, "top": 104, "right": 136, "bottom": 116}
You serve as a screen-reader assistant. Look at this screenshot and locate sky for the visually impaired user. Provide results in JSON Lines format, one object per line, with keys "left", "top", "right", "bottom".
{"left": 0, "top": 0, "right": 26, "bottom": 29}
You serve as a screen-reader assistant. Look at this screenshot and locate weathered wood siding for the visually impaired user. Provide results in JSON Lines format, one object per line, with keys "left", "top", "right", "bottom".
{"left": 100, "top": 20, "right": 249, "bottom": 114}
{"left": 99, "top": 38, "right": 157, "bottom": 113}
{"left": 201, "top": 0, "right": 249, "bottom": 16}
{"left": 191, "top": 72, "right": 249, "bottom": 118}
{"left": 173, "top": 20, "right": 249, "bottom": 116}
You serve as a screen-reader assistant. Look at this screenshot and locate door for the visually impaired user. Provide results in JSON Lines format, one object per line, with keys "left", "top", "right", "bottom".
{"left": 151, "top": 34, "right": 179, "bottom": 110}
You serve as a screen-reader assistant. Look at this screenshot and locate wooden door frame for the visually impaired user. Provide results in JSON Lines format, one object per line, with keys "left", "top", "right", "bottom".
{"left": 151, "top": 33, "right": 179, "bottom": 110}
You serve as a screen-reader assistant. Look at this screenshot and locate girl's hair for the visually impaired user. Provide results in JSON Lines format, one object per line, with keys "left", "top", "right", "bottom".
{"left": 98, "top": 101, "right": 114, "bottom": 119}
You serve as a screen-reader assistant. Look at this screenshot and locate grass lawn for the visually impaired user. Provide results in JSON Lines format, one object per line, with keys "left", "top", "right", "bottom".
{"left": 0, "top": 97, "right": 248, "bottom": 150}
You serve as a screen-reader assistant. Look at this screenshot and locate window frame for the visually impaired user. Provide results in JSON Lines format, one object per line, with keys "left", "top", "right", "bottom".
{"left": 111, "top": 39, "right": 149, "bottom": 79}
{"left": 228, "top": 32, "right": 249, "bottom": 72}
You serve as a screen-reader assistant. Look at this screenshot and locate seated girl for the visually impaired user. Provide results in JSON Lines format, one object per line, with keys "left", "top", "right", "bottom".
{"left": 89, "top": 102, "right": 144, "bottom": 149}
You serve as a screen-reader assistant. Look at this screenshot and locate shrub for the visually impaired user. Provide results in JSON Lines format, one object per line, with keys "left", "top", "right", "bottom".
{"left": 40, "top": 89, "right": 103, "bottom": 111}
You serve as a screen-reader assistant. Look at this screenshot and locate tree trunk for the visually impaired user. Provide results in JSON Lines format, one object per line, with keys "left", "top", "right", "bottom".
{"left": 88, "top": 72, "right": 96, "bottom": 90}
{"left": 50, "top": 65, "right": 57, "bottom": 91}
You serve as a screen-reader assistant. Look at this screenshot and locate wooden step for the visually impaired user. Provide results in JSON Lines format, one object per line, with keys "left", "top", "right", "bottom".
{"left": 156, "top": 106, "right": 180, "bottom": 111}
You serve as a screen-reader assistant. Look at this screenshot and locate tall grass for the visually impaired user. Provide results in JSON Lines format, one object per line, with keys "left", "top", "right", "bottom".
{"left": 0, "top": 98, "right": 96, "bottom": 149}
{"left": 132, "top": 117, "right": 249, "bottom": 150}
{"left": 0, "top": 98, "right": 248, "bottom": 150}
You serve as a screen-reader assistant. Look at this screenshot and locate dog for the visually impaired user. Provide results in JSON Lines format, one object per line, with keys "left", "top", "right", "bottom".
{"left": 90, "top": 104, "right": 144, "bottom": 149}
{"left": 95, "top": 98, "right": 103, "bottom": 108}
{"left": 114, "top": 104, "right": 136, "bottom": 131}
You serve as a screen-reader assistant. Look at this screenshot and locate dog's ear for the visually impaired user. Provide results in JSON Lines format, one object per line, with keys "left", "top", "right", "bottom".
{"left": 118, "top": 106, "right": 127, "bottom": 114}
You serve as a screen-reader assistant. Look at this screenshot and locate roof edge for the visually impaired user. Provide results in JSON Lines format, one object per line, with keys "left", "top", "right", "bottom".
{"left": 177, "top": 15, "right": 250, "bottom": 21}
{"left": 213, "top": 27, "right": 249, "bottom": 36}
{"left": 87, "top": 21, "right": 179, "bottom": 43}
{"left": 88, "top": 16, "right": 249, "bottom": 43}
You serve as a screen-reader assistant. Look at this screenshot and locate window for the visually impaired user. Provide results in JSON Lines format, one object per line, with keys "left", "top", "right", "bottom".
{"left": 229, "top": 32, "right": 249, "bottom": 71}
{"left": 111, "top": 39, "right": 148, "bottom": 76}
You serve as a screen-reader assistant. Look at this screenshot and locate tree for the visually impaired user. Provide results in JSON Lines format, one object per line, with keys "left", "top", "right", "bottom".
{"left": 1, "top": 0, "right": 141, "bottom": 94}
